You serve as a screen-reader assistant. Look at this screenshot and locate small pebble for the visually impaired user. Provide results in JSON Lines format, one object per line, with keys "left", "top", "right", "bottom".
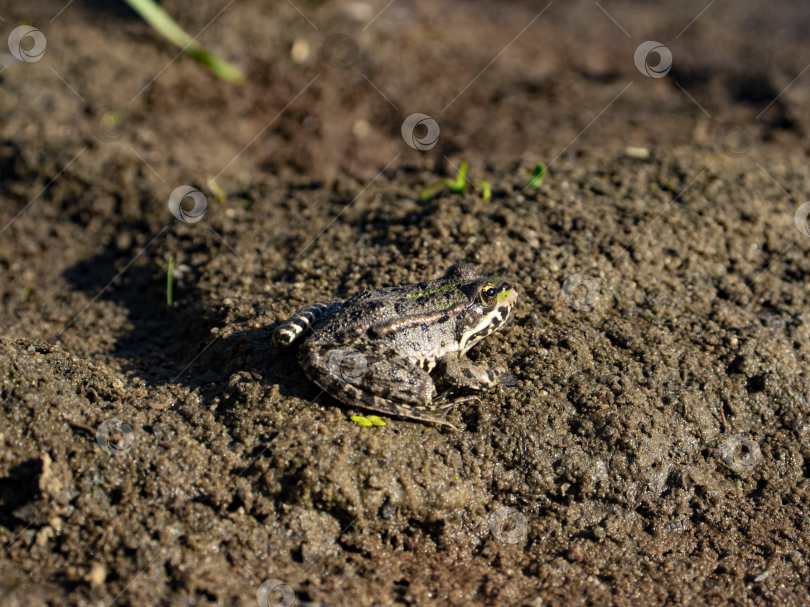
{"left": 291, "top": 39, "right": 309, "bottom": 64}
{"left": 85, "top": 562, "right": 106, "bottom": 587}
{"left": 754, "top": 571, "right": 770, "bottom": 583}
{"left": 625, "top": 146, "right": 650, "bottom": 159}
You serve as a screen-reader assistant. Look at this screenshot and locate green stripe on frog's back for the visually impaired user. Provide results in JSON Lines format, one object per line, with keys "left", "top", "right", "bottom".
{"left": 405, "top": 282, "right": 465, "bottom": 300}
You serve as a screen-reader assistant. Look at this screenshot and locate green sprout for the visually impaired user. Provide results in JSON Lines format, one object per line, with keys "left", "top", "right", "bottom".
{"left": 479, "top": 180, "right": 491, "bottom": 201}
{"left": 207, "top": 178, "right": 225, "bottom": 204}
{"left": 350, "top": 415, "right": 386, "bottom": 432}
{"left": 124, "top": 0, "right": 245, "bottom": 83}
{"left": 527, "top": 163, "right": 546, "bottom": 188}
{"left": 420, "top": 162, "right": 492, "bottom": 201}
{"left": 351, "top": 415, "right": 372, "bottom": 427}
{"left": 167, "top": 256, "right": 174, "bottom": 306}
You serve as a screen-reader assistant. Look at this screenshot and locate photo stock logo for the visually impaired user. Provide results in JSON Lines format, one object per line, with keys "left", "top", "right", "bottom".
{"left": 168, "top": 186, "right": 207, "bottom": 223}
{"left": 96, "top": 419, "right": 135, "bottom": 456}
{"left": 714, "top": 121, "right": 753, "bottom": 158}
{"left": 326, "top": 348, "right": 368, "bottom": 385}
{"left": 8, "top": 26, "right": 47, "bottom": 63}
{"left": 402, "top": 113, "right": 440, "bottom": 151}
{"left": 719, "top": 435, "right": 761, "bottom": 473}
{"left": 257, "top": 579, "right": 295, "bottom": 607}
{"left": 634, "top": 41, "right": 672, "bottom": 78}
{"left": 794, "top": 201, "right": 810, "bottom": 238}
{"left": 90, "top": 106, "right": 127, "bottom": 143}
{"left": 489, "top": 505, "right": 528, "bottom": 544}
{"left": 321, "top": 33, "right": 359, "bottom": 70}
{"left": 561, "top": 274, "right": 601, "bottom": 312}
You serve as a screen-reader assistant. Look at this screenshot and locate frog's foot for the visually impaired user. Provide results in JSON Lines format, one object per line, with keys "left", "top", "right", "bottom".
{"left": 272, "top": 300, "right": 342, "bottom": 347}
{"left": 434, "top": 390, "right": 478, "bottom": 405}
{"left": 300, "top": 346, "right": 458, "bottom": 428}
{"left": 437, "top": 356, "right": 516, "bottom": 390}
{"left": 431, "top": 391, "right": 479, "bottom": 422}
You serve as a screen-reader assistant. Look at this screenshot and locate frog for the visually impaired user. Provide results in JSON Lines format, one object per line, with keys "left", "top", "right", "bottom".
{"left": 272, "top": 263, "right": 518, "bottom": 428}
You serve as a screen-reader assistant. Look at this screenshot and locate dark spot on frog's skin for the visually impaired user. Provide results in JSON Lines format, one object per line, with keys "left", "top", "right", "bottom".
{"left": 461, "top": 368, "right": 475, "bottom": 379}
{"left": 497, "top": 306, "right": 509, "bottom": 318}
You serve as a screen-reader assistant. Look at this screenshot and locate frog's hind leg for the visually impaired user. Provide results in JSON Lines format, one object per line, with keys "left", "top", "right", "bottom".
{"left": 341, "top": 384, "right": 458, "bottom": 429}
{"left": 301, "top": 346, "right": 458, "bottom": 428}
{"left": 272, "top": 300, "right": 341, "bottom": 347}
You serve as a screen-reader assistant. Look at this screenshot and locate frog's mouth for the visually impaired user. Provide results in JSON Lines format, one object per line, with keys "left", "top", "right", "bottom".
{"left": 458, "top": 287, "right": 517, "bottom": 355}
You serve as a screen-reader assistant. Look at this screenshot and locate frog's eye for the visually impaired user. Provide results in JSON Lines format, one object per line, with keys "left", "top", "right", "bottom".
{"left": 480, "top": 284, "right": 498, "bottom": 305}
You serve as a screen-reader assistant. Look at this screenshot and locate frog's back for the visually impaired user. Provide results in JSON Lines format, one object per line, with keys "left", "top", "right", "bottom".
{"left": 304, "top": 281, "right": 475, "bottom": 369}
{"left": 303, "top": 286, "right": 415, "bottom": 347}
{"left": 285, "top": 263, "right": 482, "bottom": 349}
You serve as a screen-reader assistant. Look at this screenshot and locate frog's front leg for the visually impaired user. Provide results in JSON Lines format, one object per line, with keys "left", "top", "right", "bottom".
{"left": 300, "top": 345, "right": 457, "bottom": 427}
{"left": 437, "top": 352, "right": 516, "bottom": 390}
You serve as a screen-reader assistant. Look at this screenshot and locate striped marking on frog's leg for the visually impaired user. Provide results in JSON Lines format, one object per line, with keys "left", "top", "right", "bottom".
{"left": 272, "top": 300, "right": 341, "bottom": 347}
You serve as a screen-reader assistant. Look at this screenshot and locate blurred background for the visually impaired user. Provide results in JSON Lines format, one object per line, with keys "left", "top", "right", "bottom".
{"left": 4, "top": 0, "right": 808, "bottom": 179}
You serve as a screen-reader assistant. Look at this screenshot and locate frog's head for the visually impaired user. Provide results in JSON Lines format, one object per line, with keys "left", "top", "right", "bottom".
{"left": 382, "top": 264, "right": 517, "bottom": 353}
{"left": 457, "top": 277, "right": 518, "bottom": 355}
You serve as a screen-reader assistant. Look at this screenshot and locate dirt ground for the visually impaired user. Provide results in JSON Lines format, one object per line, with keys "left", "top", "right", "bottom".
{"left": 2, "top": 0, "right": 810, "bottom": 605}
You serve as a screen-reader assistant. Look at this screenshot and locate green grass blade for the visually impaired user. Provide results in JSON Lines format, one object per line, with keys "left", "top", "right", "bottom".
{"left": 420, "top": 179, "right": 453, "bottom": 201}
{"left": 450, "top": 162, "right": 468, "bottom": 193}
{"left": 167, "top": 256, "right": 174, "bottom": 306}
{"left": 527, "top": 163, "right": 546, "bottom": 188}
{"left": 124, "top": 0, "right": 245, "bottom": 83}
{"left": 478, "top": 180, "right": 491, "bottom": 201}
